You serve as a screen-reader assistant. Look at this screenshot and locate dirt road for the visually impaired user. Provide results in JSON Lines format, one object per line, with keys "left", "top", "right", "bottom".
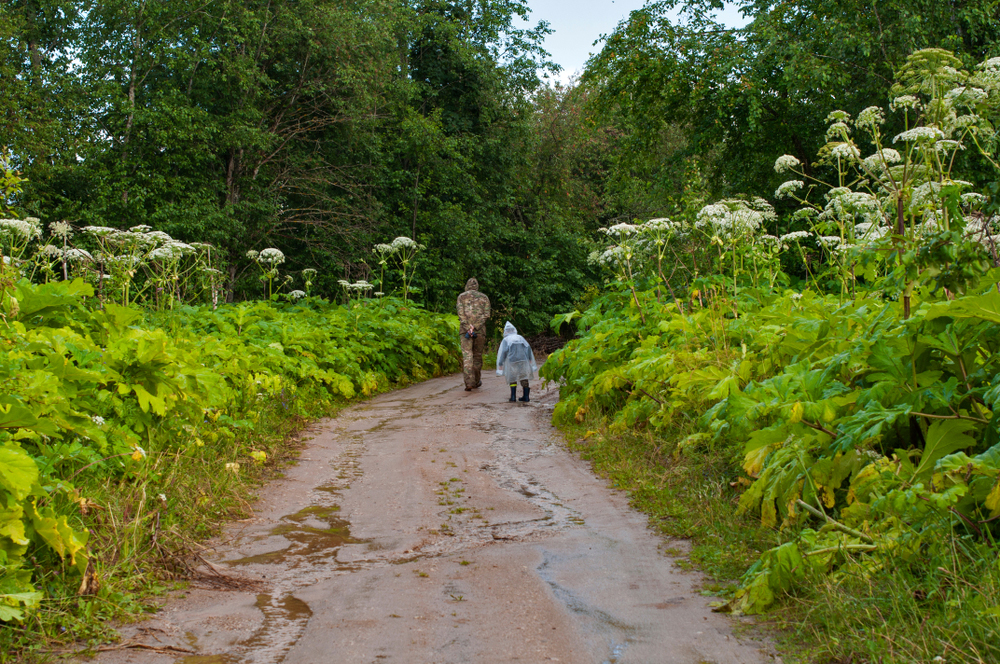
{"left": 94, "top": 374, "right": 773, "bottom": 664}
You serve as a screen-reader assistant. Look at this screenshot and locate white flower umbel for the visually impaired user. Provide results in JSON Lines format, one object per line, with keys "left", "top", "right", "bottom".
{"left": 0, "top": 218, "right": 42, "bottom": 241}
{"left": 826, "top": 122, "right": 851, "bottom": 140}
{"left": 817, "top": 235, "right": 843, "bottom": 248}
{"left": 390, "top": 236, "right": 419, "bottom": 250}
{"left": 826, "top": 110, "right": 851, "bottom": 123}
{"left": 774, "top": 154, "right": 801, "bottom": 173}
{"left": 934, "top": 140, "right": 965, "bottom": 153}
{"left": 81, "top": 225, "right": 119, "bottom": 237}
{"left": 855, "top": 106, "right": 885, "bottom": 129}
{"left": 130, "top": 224, "right": 152, "bottom": 233}
{"left": 893, "top": 126, "right": 946, "bottom": 144}
{"left": 64, "top": 248, "right": 94, "bottom": 262}
{"left": 780, "top": 231, "right": 812, "bottom": 242}
{"left": 246, "top": 250, "right": 260, "bottom": 260}
{"left": 862, "top": 148, "right": 902, "bottom": 171}
{"left": 259, "top": 248, "right": 285, "bottom": 265}
{"left": 600, "top": 222, "right": 639, "bottom": 237}
{"left": 890, "top": 95, "right": 921, "bottom": 111}
{"left": 697, "top": 198, "right": 776, "bottom": 239}
{"left": 946, "top": 86, "right": 988, "bottom": 106}
{"left": 830, "top": 143, "right": 862, "bottom": 161}
{"left": 49, "top": 221, "right": 73, "bottom": 239}
{"left": 775, "top": 180, "right": 804, "bottom": 199}
{"left": 962, "top": 192, "right": 987, "bottom": 207}
{"left": 288, "top": 290, "right": 306, "bottom": 299}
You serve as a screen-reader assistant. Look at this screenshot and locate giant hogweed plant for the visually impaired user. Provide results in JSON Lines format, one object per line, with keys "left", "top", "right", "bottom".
{"left": 0, "top": 280, "right": 460, "bottom": 625}
{"left": 546, "top": 49, "right": 1000, "bottom": 631}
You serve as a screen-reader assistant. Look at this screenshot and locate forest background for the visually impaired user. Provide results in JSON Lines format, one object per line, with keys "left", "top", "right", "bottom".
{"left": 5, "top": 0, "right": 999, "bottom": 331}
{"left": 3, "top": 0, "right": 1000, "bottom": 661}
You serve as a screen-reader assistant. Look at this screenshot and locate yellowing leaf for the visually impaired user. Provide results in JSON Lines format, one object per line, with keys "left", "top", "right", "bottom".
{"left": 789, "top": 402, "right": 803, "bottom": 424}
{"left": 743, "top": 445, "right": 772, "bottom": 478}
{"left": 986, "top": 480, "right": 1000, "bottom": 518}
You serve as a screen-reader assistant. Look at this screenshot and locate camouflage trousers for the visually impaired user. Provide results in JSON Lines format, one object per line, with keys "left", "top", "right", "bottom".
{"left": 460, "top": 333, "right": 486, "bottom": 388}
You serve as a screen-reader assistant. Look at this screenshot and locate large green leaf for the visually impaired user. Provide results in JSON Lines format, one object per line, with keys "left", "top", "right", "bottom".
{"left": 925, "top": 291, "right": 1000, "bottom": 325}
{"left": 0, "top": 449, "right": 39, "bottom": 502}
{"left": 911, "top": 419, "right": 978, "bottom": 482}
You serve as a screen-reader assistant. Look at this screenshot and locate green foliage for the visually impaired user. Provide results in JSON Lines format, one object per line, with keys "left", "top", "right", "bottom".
{"left": 0, "top": 277, "right": 458, "bottom": 632}
{"left": 542, "top": 47, "right": 1000, "bottom": 663}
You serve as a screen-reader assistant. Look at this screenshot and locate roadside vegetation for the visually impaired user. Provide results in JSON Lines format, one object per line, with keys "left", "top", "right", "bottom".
{"left": 5, "top": 0, "right": 1000, "bottom": 660}
{"left": 542, "top": 50, "right": 1000, "bottom": 663}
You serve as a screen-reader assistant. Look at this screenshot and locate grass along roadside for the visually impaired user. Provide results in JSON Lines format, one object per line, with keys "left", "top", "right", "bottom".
{"left": 553, "top": 410, "right": 1000, "bottom": 664}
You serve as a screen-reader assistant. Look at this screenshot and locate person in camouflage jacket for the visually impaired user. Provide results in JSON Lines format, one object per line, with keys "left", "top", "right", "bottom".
{"left": 456, "top": 277, "right": 491, "bottom": 391}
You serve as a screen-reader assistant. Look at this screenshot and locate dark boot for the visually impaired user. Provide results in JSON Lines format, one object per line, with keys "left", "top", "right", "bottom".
{"left": 509, "top": 385, "right": 517, "bottom": 402}
{"left": 518, "top": 386, "right": 530, "bottom": 402}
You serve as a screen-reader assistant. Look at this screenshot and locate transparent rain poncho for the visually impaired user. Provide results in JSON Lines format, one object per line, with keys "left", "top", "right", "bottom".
{"left": 495, "top": 321, "right": 537, "bottom": 384}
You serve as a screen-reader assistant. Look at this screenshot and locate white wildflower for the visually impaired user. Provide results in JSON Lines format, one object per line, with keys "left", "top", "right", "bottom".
{"left": 63, "top": 248, "right": 93, "bottom": 262}
{"left": 129, "top": 224, "right": 152, "bottom": 232}
{"left": 0, "top": 218, "right": 42, "bottom": 240}
{"left": 863, "top": 149, "right": 902, "bottom": 171}
{"left": 775, "top": 180, "right": 804, "bottom": 199}
{"left": 946, "top": 86, "right": 988, "bottom": 105}
{"left": 893, "top": 126, "right": 946, "bottom": 144}
{"left": 826, "top": 122, "right": 851, "bottom": 140}
{"left": 780, "top": 231, "right": 812, "bottom": 242}
{"left": 856, "top": 106, "right": 885, "bottom": 129}
{"left": 830, "top": 143, "right": 862, "bottom": 161}
{"left": 373, "top": 243, "right": 395, "bottom": 255}
{"left": 826, "top": 110, "right": 851, "bottom": 123}
{"left": 600, "top": 223, "right": 639, "bottom": 236}
{"left": 246, "top": 249, "right": 260, "bottom": 260}
{"left": 288, "top": 290, "right": 306, "bottom": 299}
{"left": 697, "top": 199, "right": 775, "bottom": 239}
{"left": 962, "top": 192, "right": 987, "bottom": 207}
{"left": 774, "top": 154, "right": 801, "bottom": 173}
{"left": 891, "top": 95, "right": 921, "bottom": 111}
{"left": 792, "top": 208, "right": 818, "bottom": 221}
{"left": 817, "top": 235, "right": 843, "bottom": 248}
{"left": 49, "top": 221, "right": 73, "bottom": 239}
{"left": 259, "top": 248, "right": 285, "bottom": 265}
{"left": 389, "top": 236, "right": 419, "bottom": 250}
{"left": 39, "top": 245, "right": 63, "bottom": 258}
{"left": 145, "top": 230, "right": 172, "bottom": 244}
{"left": 81, "top": 225, "right": 119, "bottom": 237}
{"left": 935, "top": 140, "right": 965, "bottom": 153}
{"left": 302, "top": 268, "right": 317, "bottom": 278}
{"left": 91, "top": 415, "right": 105, "bottom": 426}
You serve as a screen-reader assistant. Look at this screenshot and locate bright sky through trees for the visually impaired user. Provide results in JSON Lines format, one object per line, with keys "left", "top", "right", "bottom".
{"left": 522, "top": 0, "right": 750, "bottom": 83}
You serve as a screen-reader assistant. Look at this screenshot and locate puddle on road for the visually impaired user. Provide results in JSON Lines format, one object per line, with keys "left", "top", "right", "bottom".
{"left": 180, "top": 384, "right": 583, "bottom": 664}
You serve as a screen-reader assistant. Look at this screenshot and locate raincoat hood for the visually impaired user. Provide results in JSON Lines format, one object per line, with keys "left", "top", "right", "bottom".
{"left": 465, "top": 277, "right": 479, "bottom": 291}
{"left": 503, "top": 321, "right": 517, "bottom": 336}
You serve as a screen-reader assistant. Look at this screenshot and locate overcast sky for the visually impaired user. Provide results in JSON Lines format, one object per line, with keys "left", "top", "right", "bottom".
{"left": 518, "top": 1, "right": 750, "bottom": 83}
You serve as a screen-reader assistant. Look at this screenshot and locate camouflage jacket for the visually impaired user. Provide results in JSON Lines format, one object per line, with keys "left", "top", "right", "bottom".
{"left": 456, "top": 278, "right": 491, "bottom": 335}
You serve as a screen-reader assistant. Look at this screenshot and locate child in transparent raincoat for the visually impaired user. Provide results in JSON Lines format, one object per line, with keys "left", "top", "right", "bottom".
{"left": 495, "top": 321, "right": 538, "bottom": 402}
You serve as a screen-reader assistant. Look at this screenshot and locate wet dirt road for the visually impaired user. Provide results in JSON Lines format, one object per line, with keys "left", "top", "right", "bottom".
{"left": 93, "top": 374, "right": 772, "bottom": 664}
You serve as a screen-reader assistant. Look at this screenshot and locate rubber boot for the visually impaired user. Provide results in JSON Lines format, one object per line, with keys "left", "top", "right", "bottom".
{"left": 518, "top": 386, "right": 530, "bottom": 402}
{"left": 509, "top": 385, "right": 517, "bottom": 402}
